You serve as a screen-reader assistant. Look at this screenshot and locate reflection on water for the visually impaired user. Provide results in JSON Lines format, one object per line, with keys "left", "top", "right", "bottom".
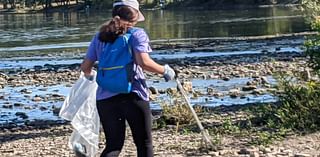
{"left": 144, "top": 7, "right": 308, "bottom": 39}
{"left": 0, "top": 6, "right": 309, "bottom": 49}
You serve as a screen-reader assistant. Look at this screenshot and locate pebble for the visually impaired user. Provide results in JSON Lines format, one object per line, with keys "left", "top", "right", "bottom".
{"left": 39, "top": 88, "right": 48, "bottom": 91}
{"left": 260, "top": 76, "right": 270, "bottom": 84}
{"left": 242, "top": 85, "right": 257, "bottom": 91}
{"left": 182, "top": 81, "right": 193, "bottom": 92}
{"left": 39, "top": 106, "right": 48, "bottom": 111}
{"left": 261, "top": 147, "right": 272, "bottom": 154}
{"left": 15, "top": 112, "right": 28, "bottom": 119}
{"left": 0, "top": 78, "right": 6, "bottom": 85}
{"left": 166, "top": 87, "right": 178, "bottom": 95}
{"left": 222, "top": 77, "right": 230, "bottom": 81}
{"left": 209, "top": 151, "right": 220, "bottom": 156}
{"left": 24, "top": 106, "right": 32, "bottom": 110}
{"left": 229, "top": 89, "right": 241, "bottom": 98}
{"left": 20, "top": 88, "right": 32, "bottom": 94}
{"left": 3, "top": 104, "right": 13, "bottom": 109}
{"left": 294, "top": 153, "right": 311, "bottom": 157}
{"left": 52, "top": 106, "right": 61, "bottom": 116}
{"left": 149, "top": 86, "right": 158, "bottom": 95}
{"left": 251, "top": 89, "right": 266, "bottom": 95}
{"left": 32, "top": 96, "right": 42, "bottom": 101}
{"left": 13, "top": 103, "right": 24, "bottom": 107}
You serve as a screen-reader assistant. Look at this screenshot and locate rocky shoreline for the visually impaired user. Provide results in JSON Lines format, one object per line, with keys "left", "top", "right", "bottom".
{"left": 0, "top": 121, "right": 319, "bottom": 156}
{"left": 0, "top": 51, "right": 305, "bottom": 128}
{"left": 1, "top": 34, "right": 320, "bottom": 156}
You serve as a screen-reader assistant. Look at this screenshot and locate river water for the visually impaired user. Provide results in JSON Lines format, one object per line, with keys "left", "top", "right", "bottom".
{"left": 0, "top": 6, "right": 309, "bottom": 51}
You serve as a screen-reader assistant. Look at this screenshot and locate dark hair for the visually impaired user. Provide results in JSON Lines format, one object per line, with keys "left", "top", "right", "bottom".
{"left": 99, "top": 5, "right": 139, "bottom": 43}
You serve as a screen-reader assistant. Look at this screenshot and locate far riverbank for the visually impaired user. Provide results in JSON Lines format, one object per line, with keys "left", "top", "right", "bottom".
{"left": 0, "top": 0, "right": 302, "bottom": 14}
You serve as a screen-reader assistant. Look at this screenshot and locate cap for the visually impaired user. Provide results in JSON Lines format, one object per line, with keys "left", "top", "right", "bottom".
{"left": 113, "top": 0, "right": 145, "bottom": 22}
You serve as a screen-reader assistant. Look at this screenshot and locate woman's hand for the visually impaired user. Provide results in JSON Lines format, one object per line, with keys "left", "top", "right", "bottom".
{"left": 163, "top": 64, "right": 176, "bottom": 81}
{"left": 80, "top": 59, "right": 95, "bottom": 77}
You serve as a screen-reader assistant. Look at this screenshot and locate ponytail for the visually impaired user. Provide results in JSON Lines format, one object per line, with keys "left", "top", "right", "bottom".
{"left": 98, "top": 5, "right": 139, "bottom": 43}
{"left": 98, "top": 16, "right": 129, "bottom": 43}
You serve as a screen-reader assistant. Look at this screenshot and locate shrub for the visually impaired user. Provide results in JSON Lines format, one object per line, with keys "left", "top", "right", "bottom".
{"left": 305, "top": 19, "right": 320, "bottom": 75}
{"left": 268, "top": 0, "right": 320, "bottom": 132}
{"left": 275, "top": 76, "right": 320, "bottom": 131}
{"left": 156, "top": 91, "right": 202, "bottom": 131}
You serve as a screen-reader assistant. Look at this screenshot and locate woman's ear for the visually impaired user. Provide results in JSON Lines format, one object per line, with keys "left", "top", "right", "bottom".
{"left": 112, "top": 16, "right": 122, "bottom": 33}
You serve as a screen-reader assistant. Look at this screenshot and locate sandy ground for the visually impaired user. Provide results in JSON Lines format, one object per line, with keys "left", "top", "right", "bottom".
{"left": 0, "top": 124, "right": 319, "bottom": 157}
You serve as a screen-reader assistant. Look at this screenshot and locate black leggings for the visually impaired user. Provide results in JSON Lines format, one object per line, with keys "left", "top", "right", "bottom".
{"left": 96, "top": 93, "right": 153, "bottom": 157}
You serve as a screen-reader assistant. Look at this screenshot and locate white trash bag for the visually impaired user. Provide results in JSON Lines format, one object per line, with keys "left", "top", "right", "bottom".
{"left": 59, "top": 71, "right": 98, "bottom": 121}
{"left": 59, "top": 70, "right": 100, "bottom": 157}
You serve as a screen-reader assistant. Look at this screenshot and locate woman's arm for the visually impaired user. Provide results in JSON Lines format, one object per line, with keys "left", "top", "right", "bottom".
{"left": 134, "top": 52, "right": 165, "bottom": 74}
{"left": 131, "top": 29, "right": 175, "bottom": 81}
{"left": 80, "top": 59, "right": 95, "bottom": 76}
{"left": 81, "top": 34, "right": 99, "bottom": 76}
{"left": 135, "top": 52, "right": 175, "bottom": 81}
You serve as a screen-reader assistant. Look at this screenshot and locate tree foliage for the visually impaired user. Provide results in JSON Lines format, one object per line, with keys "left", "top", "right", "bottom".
{"left": 248, "top": 0, "right": 320, "bottom": 133}
{"left": 302, "top": 0, "right": 320, "bottom": 75}
{"left": 0, "top": 0, "right": 84, "bottom": 9}
{"left": 301, "top": 0, "right": 320, "bottom": 20}
{"left": 262, "top": 0, "right": 320, "bottom": 132}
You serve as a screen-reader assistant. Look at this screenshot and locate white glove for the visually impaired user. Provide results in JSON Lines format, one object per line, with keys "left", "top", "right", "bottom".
{"left": 163, "top": 64, "right": 176, "bottom": 82}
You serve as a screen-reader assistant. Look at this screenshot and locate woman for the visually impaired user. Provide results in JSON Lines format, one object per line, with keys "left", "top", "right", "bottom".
{"left": 80, "top": 0, "right": 175, "bottom": 156}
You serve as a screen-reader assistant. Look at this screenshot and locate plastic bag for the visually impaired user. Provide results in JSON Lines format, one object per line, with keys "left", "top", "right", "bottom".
{"left": 59, "top": 70, "right": 100, "bottom": 157}
{"left": 59, "top": 71, "right": 98, "bottom": 121}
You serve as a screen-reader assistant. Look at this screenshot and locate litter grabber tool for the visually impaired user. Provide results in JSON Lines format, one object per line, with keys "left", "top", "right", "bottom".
{"left": 175, "top": 77, "right": 214, "bottom": 147}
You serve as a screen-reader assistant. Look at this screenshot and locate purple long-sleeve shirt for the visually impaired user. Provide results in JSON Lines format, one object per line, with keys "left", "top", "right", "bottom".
{"left": 85, "top": 27, "right": 152, "bottom": 101}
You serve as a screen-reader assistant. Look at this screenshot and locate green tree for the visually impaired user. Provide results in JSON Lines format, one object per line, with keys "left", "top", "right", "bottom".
{"left": 302, "top": 0, "right": 320, "bottom": 19}
{"left": 302, "top": 0, "right": 320, "bottom": 75}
